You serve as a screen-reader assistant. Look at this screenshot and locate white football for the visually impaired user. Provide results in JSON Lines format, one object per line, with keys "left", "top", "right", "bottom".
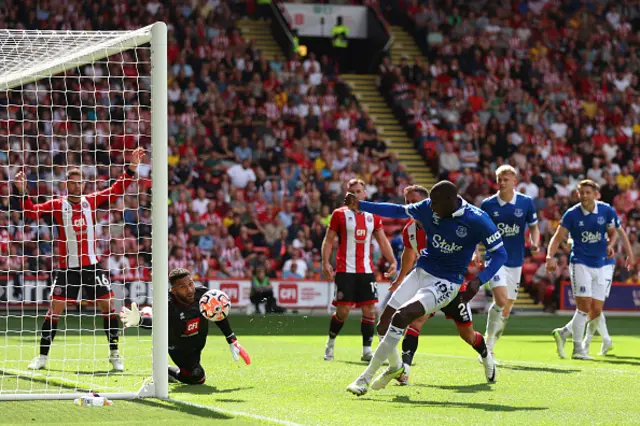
{"left": 199, "top": 289, "right": 231, "bottom": 322}
{"left": 140, "top": 306, "right": 153, "bottom": 317}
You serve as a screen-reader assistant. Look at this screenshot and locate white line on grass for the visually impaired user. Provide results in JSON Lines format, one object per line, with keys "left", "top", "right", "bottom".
{"left": 416, "top": 352, "right": 640, "bottom": 375}
{"left": 2, "top": 367, "right": 124, "bottom": 392}
{"left": 168, "top": 398, "right": 304, "bottom": 426}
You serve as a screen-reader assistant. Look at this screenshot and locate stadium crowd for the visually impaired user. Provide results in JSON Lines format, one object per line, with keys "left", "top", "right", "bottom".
{"left": 0, "top": 0, "right": 408, "bottom": 295}
{"left": 2, "top": 0, "right": 640, "bottom": 311}
{"left": 378, "top": 0, "right": 640, "bottom": 310}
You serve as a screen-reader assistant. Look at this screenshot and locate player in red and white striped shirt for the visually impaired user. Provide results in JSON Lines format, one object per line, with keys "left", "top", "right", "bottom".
{"left": 389, "top": 185, "right": 488, "bottom": 385}
{"left": 14, "top": 147, "right": 145, "bottom": 372}
{"left": 321, "top": 179, "right": 397, "bottom": 362}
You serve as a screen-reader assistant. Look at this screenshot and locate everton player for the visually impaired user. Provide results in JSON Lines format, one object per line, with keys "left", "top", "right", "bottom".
{"left": 345, "top": 181, "right": 507, "bottom": 396}
{"left": 322, "top": 178, "right": 397, "bottom": 362}
{"left": 395, "top": 185, "right": 492, "bottom": 386}
{"left": 16, "top": 147, "right": 146, "bottom": 372}
{"left": 552, "top": 206, "right": 634, "bottom": 357}
{"left": 477, "top": 165, "right": 540, "bottom": 359}
{"left": 547, "top": 180, "right": 618, "bottom": 359}
{"left": 120, "top": 268, "right": 250, "bottom": 385}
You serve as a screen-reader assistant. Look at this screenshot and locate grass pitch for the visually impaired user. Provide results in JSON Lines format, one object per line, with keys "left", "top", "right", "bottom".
{"left": 1, "top": 314, "right": 639, "bottom": 425}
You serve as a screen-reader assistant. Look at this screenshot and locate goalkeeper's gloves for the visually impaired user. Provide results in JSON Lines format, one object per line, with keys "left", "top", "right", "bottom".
{"left": 229, "top": 341, "right": 251, "bottom": 365}
{"left": 120, "top": 302, "right": 141, "bottom": 328}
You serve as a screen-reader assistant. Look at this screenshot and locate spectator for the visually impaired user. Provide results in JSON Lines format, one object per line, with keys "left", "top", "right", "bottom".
{"left": 282, "top": 250, "right": 308, "bottom": 278}
{"left": 250, "top": 267, "right": 285, "bottom": 314}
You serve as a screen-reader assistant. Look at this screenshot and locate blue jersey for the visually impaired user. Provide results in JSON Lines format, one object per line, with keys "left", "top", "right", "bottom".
{"left": 481, "top": 192, "right": 538, "bottom": 267}
{"left": 561, "top": 201, "right": 618, "bottom": 268}
{"left": 403, "top": 199, "right": 505, "bottom": 284}
{"left": 604, "top": 210, "right": 621, "bottom": 266}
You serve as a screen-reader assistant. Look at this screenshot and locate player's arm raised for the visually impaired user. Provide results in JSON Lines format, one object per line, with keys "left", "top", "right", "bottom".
{"left": 545, "top": 225, "right": 568, "bottom": 272}
{"left": 90, "top": 147, "right": 145, "bottom": 208}
{"left": 374, "top": 228, "right": 398, "bottom": 280}
{"left": 12, "top": 170, "right": 56, "bottom": 219}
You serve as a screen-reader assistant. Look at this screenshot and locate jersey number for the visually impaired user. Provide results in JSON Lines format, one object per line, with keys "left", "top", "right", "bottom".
{"left": 457, "top": 303, "right": 470, "bottom": 322}
{"left": 95, "top": 274, "right": 110, "bottom": 288}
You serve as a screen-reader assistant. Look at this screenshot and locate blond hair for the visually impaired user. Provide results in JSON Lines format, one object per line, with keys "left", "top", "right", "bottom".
{"left": 347, "top": 178, "right": 366, "bottom": 190}
{"left": 495, "top": 165, "right": 517, "bottom": 178}
{"left": 577, "top": 179, "right": 600, "bottom": 192}
{"left": 403, "top": 185, "right": 429, "bottom": 198}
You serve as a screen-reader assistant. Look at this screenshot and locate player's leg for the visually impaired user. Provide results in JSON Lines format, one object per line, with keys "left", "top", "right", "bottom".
{"left": 396, "top": 315, "right": 428, "bottom": 385}
{"left": 553, "top": 264, "right": 593, "bottom": 359}
{"left": 28, "top": 271, "right": 74, "bottom": 369}
{"left": 484, "top": 267, "right": 508, "bottom": 353}
{"left": 357, "top": 274, "right": 378, "bottom": 361}
{"left": 325, "top": 273, "right": 354, "bottom": 360}
{"left": 593, "top": 265, "right": 614, "bottom": 355}
{"left": 494, "top": 267, "right": 521, "bottom": 353}
{"left": 90, "top": 268, "right": 123, "bottom": 371}
{"left": 347, "top": 270, "right": 458, "bottom": 395}
{"left": 583, "top": 267, "right": 607, "bottom": 355}
{"left": 168, "top": 350, "right": 206, "bottom": 385}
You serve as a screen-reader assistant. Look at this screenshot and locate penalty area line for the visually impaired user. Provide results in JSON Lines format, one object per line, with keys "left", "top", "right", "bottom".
{"left": 167, "top": 398, "right": 304, "bottom": 426}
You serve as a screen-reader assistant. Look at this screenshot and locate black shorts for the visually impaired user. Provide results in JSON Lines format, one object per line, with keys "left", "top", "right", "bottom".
{"left": 439, "top": 291, "right": 473, "bottom": 326}
{"left": 51, "top": 266, "right": 113, "bottom": 302}
{"left": 169, "top": 349, "right": 205, "bottom": 382}
{"left": 333, "top": 273, "right": 378, "bottom": 307}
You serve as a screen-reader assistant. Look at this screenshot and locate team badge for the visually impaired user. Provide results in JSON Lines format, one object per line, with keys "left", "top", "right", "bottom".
{"left": 82, "top": 201, "right": 89, "bottom": 209}
{"left": 456, "top": 226, "right": 468, "bottom": 238}
{"left": 514, "top": 208, "right": 524, "bottom": 218}
{"left": 367, "top": 215, "right": 373, "bottom": 223}
{"left": 53, "top": 287, "right": 62, "bottom": 295}
{"left": 597, "top": 216, "right": 605, "bottom": 225}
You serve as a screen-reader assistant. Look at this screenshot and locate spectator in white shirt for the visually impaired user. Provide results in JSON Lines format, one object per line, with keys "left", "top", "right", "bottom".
{"left": 516, "top": 173, "right": 539, "bottom": 199}
{"left": 439, "top": 142, "right": 461, "bottom": 178}
{"left": 282, "top": 250, "right": 308, "bottom": 278}
{"left": 227, "top": 159, "right": 256, "bottom": 189}
{"left": 191, "top": 187, "right": 210, "bottom": 216}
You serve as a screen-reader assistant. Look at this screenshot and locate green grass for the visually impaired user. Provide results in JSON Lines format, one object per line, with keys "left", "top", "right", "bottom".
{"left": 1, "top": 314, "right": 640, "bottom": 425}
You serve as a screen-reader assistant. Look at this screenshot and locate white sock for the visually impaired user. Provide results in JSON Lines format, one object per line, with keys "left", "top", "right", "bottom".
{"left": 386, "top": 346, "right": 403, "bottom": 370}
{"left": 597, "top": 313, "right": 611, "bottom": 341}
{"left": 485, "top": 302, "right": 504, "bottom": 349}
{"left": 571, "top": 310, "right": 588, "bottom": 348}
{"left": 584, "top": 315, "right": 601, "bottom": 346}
{"left": 361, "top": 325, "right": 404, "bottom": 382}
{"left": 561, "top": 319, "right": 573, "bottom": 337}
{"left": 326, "top": 337, "right": 335, "bottom": 347}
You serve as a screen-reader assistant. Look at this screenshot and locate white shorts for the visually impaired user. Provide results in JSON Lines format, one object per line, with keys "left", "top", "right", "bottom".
{"left": 387, "top": 268, "right": 460, "bottom": 315}
{"left": 603, "top": 264, "right": 614, "bottom": 298}
{"left": 487, "top": 265, "right": 522, "bottom": 301}
{"left": 570, "top": 263, "right": 607, "bottom": 301}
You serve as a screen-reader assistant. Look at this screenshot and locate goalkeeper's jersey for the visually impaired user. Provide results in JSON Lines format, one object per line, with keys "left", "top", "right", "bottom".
{"left": 168, "top": 286, "right": 210, "bottom": 352}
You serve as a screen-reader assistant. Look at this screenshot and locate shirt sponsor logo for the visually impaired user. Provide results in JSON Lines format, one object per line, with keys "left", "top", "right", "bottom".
{"left": 486, "top": 231, "right": 501, "bottom": 245}
{"left": 431, "top": 234, "right": 463, "bottom": 253}
{"left": 498, "top": 223, "right": 521, "bottom": 237}
{"left": 183, "top": 317, "right": 200, "bottom": 337}
{"left": 581, "top": 231, "right": 602, "bottom": 243}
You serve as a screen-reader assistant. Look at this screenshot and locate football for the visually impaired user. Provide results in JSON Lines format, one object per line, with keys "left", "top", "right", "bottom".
{"left": 199, "top": 289, "right": 231, "bottom": 322}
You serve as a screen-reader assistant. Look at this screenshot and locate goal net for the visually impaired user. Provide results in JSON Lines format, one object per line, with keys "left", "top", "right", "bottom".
{"left": 0, "top": 23, "right": 168, "bottom": 400}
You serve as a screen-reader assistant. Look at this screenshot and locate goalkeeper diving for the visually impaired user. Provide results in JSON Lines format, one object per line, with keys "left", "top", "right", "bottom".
{"left": 120, "top": 268, "right": 250, "bottom": 385}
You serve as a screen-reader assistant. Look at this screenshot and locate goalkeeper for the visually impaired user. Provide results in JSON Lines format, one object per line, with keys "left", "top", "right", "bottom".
{"left": 120, "top": 268, "right": 250, "bottom": 385}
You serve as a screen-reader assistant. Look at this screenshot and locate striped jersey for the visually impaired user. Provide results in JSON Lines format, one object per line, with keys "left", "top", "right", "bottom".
{"left": 20, "top": 171, "right": 135, "bottom": 269}
{"left": 329, "top": 206, "right": 382, "bottom": 274}
{"left": 402, "top": 219, "right": 426, "bottom": 255}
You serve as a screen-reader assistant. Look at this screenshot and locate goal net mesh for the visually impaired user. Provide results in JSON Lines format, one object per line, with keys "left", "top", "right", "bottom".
{"left": 0, "top": 28, "right": 155, "bottom": 398}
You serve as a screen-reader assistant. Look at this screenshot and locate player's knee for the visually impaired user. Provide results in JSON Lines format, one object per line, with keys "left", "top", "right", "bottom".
{"left": 335, "top": 305, "right": 350, "bottom": 321}
{"left": 187, "top": 366, "right": 206, "bottom": 385}
{"left": 493, "top": 290, "right": 508, "bottom": 308}
{"left": 390, "top": 309, "right": 414, "bottom": 330}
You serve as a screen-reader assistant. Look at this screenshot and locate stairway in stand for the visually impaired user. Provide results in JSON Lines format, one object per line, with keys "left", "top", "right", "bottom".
{"left": 389, "top": 25, "right": 422, "bottom": 65}
{"left": 236, "top": 18, "right": 284, "bottom": 61}
{"left": 342, "top": 73, "right": 436, "bottom": 190}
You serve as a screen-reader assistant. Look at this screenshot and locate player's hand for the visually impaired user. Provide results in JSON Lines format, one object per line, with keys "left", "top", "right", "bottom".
{"left": 344, "top": 192, "right": 359, "bottom": 211}
{"left": 607, "top": 246, "right": 615, "bottom": 259}
{"left": 459, "top": 278, "right": 481, "bottom": 304}
{"left": 120, "top": 302, "right": 141, "bottom": 328}
{"left": 13, "top": 171, "right": 26, "bottom": 194}
{"left": 545, "top": 256, "right": 558, "bottom": 273}
{"left": 129, "top": 147, "right": 145, "bottom": 170}
{"left": 389, "top": 274, "right": 405, "bottom": 292}
{"left": 229, "top": 341, "right": 251, "bottom": 365}
{"left": 383, "top": 261, "right": 397, "bottom": 280}
{"left": 626, "top": 255, "right": 636, "bottom": 271}
{"left": 530, "top": 243, "right": 540, "bottom": 255}
{"left": 322, "top": 262, "right": 335, "bottom": 281}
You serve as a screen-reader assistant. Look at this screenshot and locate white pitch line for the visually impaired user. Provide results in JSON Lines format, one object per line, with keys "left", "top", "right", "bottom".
{"left": 2, "top": 368, "right": 124, "bottom": 392}
{"left": 167, "top": 398, "right": 305, "bottom": 426}
{"left": 415, "top": 352, "right": 640, "bottom": 375}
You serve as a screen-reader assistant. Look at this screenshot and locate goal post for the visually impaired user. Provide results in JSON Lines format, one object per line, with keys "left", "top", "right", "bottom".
{"left": 0, "top": 22, "right": 167, "bottom": 400}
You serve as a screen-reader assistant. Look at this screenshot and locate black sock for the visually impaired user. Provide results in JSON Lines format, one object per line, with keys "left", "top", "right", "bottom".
{"left": 360, "top": 315, "right": 375, "bottom": 347}
{"left": 104, "top": 311, "right": 120, "bottom": 351}
{"left": 329, "top": 313, "right": 344, "bottom": 339}
{"left": 471, "top": 331, "right": 488, "bottom": 358}
{"left": 40, "top": 312, "right": 59, "bottom": 356}
{"left": 402, "top": 326, "right": 420, "bottom": 365}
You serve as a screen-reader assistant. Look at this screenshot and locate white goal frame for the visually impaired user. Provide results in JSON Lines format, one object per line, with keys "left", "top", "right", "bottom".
{"left": 0, "top": 22, "right": 168, "bottom": 401}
